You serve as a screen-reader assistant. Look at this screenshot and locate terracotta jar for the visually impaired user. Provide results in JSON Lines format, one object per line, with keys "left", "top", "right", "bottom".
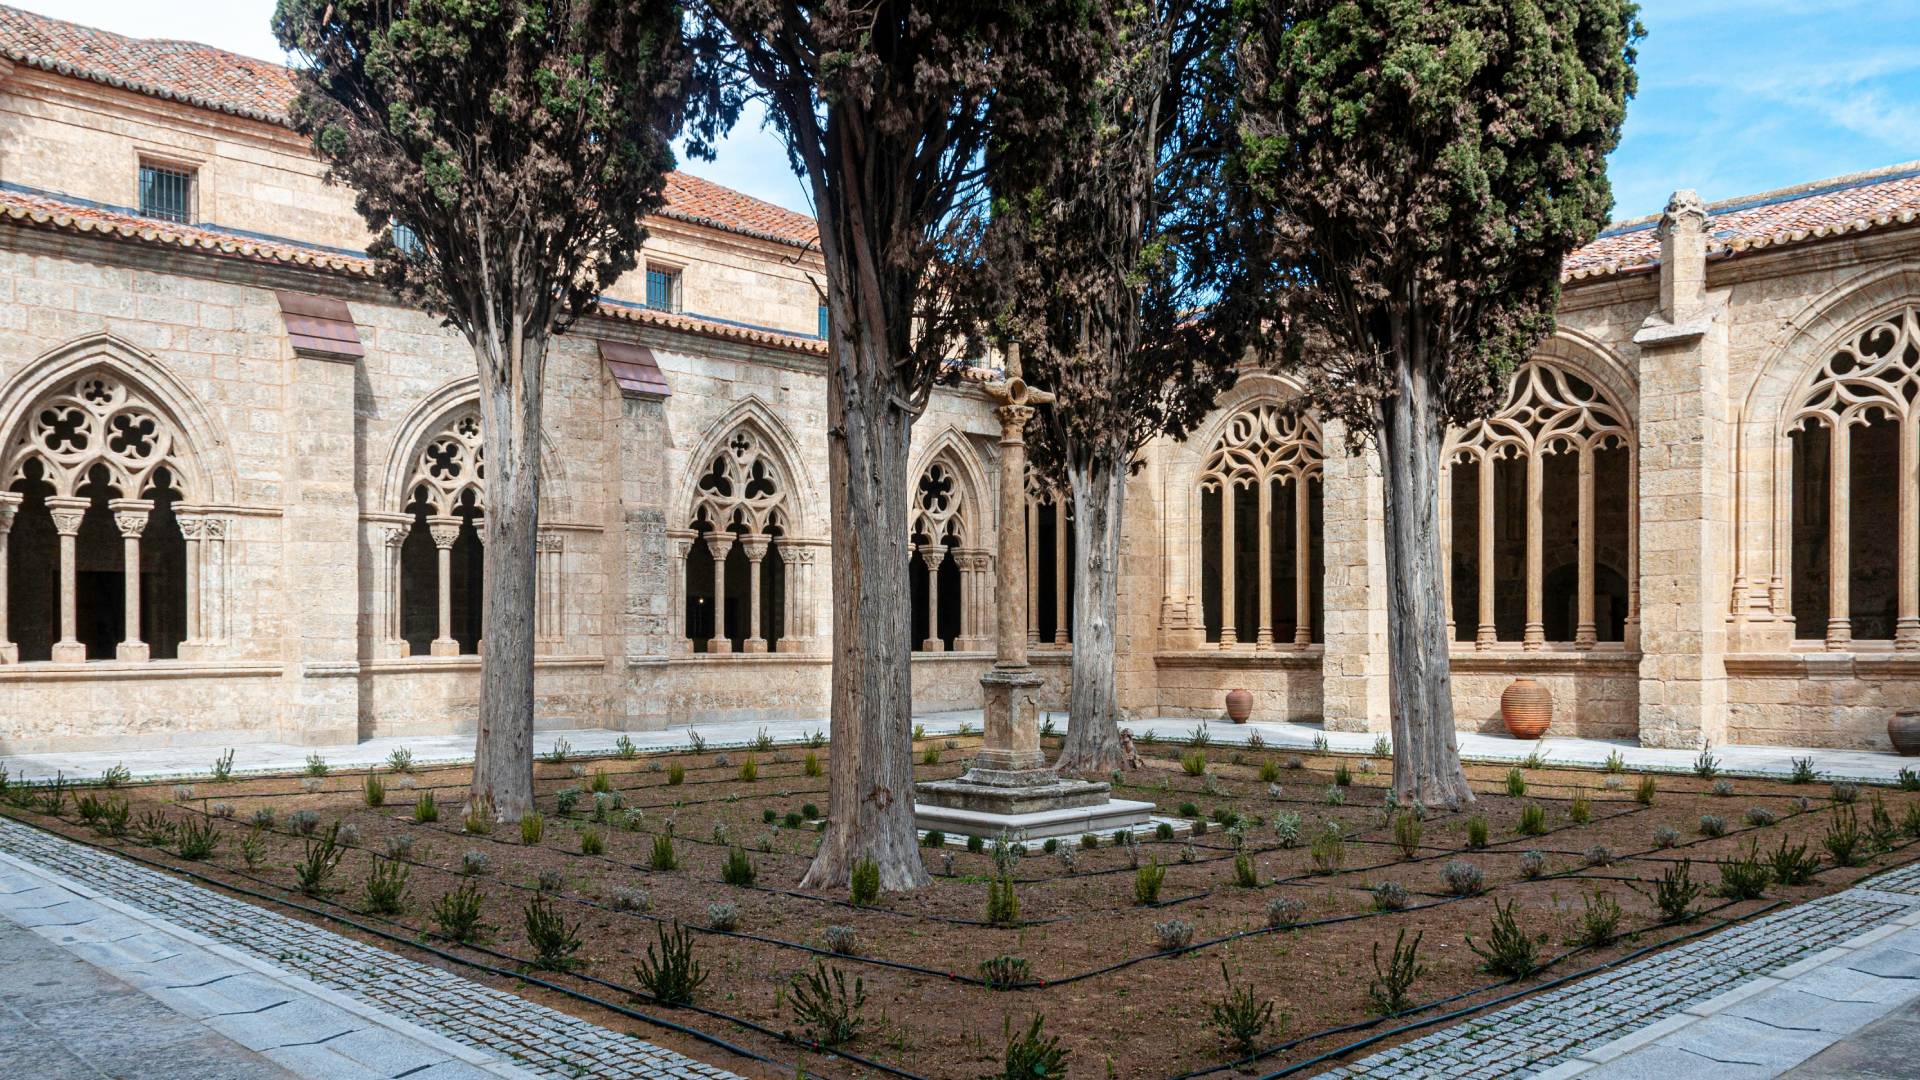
{"left": 1225, "top": 688, "right": 1253, "bottom": 724}
{"left": 1500, "top": 678, "right": 1552, "bottom": 740}
{"left": 1891, "top": 710, "right": 1920, "bottom": 756}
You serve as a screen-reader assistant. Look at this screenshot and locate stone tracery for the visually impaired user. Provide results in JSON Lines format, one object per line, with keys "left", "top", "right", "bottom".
{"left": 1444, "top": 360, "right": 1635, "bottom": 650}
{"left": 1198, "top": 403, "right": 1325, "bottom": 648}
{"left": 676, "top": 419, "right": 816, "bottom": 654}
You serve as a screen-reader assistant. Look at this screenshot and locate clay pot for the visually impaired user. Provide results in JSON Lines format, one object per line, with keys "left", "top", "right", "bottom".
{"left": 1500, "top": 678, "right": 1552, "bottom": 740}
{"left": 1890, "top": 710, "right": 1920, "bottom": 756}
{"left": 1225, "top": 688, "right": 1253, "bottom": 724}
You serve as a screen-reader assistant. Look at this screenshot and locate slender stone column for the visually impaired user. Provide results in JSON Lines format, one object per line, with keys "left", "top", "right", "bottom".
{"left": 427, "top": 515, "right": 460, "bottom": 656}
{"left": 922, "top": 545, "right": 947, "bottom": 652}
{"left": 1255, "top": 477, "right": 1274, "bottom": 648}
{"left": 381, "top": 525, "right": 408, "bottom": 657}
{"left": 1900, "top": 412, "right": 1919, "bottom": 649}
{"left": 178, "top": 511, "right": 204, "bottom": 650}
{"left": 1827, "top": 419, "right": 1851, "bottom": 648}
{"left": 1025, "top": 501, "right": 1040, "bottom": 645}
{"left": 1052, "top": 505, "right": 1069, "bottom": 645}
{"left": 1476, "top": 451, "right": 1496, "bottom": 648}
{"left": 776, "top": 542, "right": 798, "bottom": 652}
{"left": 46, "top": 496, "right": 88, "bottom": 662}
{"left": 110, "top": 498, "right": 152, "bottom": 661}
{"left": 1294, "top": 476, "right": 1313, "bottom": 646}
{"left": 740, "top": 534, "right": 769, "bottom": 653}
{"left": 704, "top": 532, "right": 734, "bottom": 654}
{"left": 1523, "top": 450, "right": 1545, "bottom": 650}
{"left": 669, "top": 533, "right": 694, "bottom": 656}
{"left": 1219, "top": 483, "right": 1238, "bottom": 646}
{"left": 1576, "top": 445, "right": 1598, "bottom": 648}
{"left": 0, "top": 493, "right": 17, "bottom": 662}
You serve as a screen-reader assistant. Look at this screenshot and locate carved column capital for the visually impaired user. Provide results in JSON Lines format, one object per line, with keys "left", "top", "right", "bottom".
{"left": 536, "top": 530, "right": 564, "bottom": 553}
{"left": 0, "top": 490, "right": 20, "bottom": 534}
{"left": 702, "top": 531, "right": 735, "bottom": 559}
{"left": 738, "top": 534, "right": 770, "bottom": 561}
{"left": 109, "top": 498, "right": 154, "bottom": 537}
{"left": 44, "top": 495, "right": 89, "bottom": 536}
{"left": 382, "top": 524, "right": 410, "bottom": 548}
{"left": 427, "top": 515, "right": 461, "bottom": 550}
{"left": 921, "top": 544, "right": 947, "bottom": 568}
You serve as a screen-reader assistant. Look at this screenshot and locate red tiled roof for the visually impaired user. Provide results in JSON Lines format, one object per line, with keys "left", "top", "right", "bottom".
{"left": 0, "top": 4, "right": 296, "bottom": 122}
{"left": 1564, "top": 163, "right": 1920, "bottom": 282}
{"left": 661, "top": 172, "right": 818, "bottom": 248}
{"left": 0, "top": 186, "right": 825, "bottom": 355}
{"left": 0, "top": 4, "right": 820, "bottom": 250}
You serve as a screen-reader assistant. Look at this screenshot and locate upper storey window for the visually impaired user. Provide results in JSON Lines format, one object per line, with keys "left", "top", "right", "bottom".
{"left": 646, "top": 266, "right": 682, "bottom": 313}
{"left": 138, "top": 162, "right": 194, "bottom": 224}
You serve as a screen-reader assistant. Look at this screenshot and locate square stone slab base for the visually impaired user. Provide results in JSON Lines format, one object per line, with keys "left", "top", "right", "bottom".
{"left": 911, "top": 793, "right": 1157, "bottom": 842}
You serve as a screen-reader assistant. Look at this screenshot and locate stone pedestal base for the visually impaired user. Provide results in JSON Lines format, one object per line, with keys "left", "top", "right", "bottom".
{"left": 429, "top": 638, "right": 460, "bottom": 657}
{"left": 51, "top": 640, "right": 85, "bottom": 663}
{"left": 913, "top": 791, "right": 1156, "bottom": 842}
{"left": 976, "top": 665, "right": 1047, "bottom": 772}
{"left": 116, "top": 641, "right": 149, "bottom": 662}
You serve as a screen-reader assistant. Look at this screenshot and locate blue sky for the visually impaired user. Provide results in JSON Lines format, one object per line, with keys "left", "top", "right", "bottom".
{"left": 31, "top": 0, "right": 1920, "bottom": 223}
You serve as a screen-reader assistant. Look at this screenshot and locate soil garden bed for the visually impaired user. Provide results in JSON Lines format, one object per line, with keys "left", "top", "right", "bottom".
{"left": 5, "top": 731, "right": 1919, "bottom": 1079}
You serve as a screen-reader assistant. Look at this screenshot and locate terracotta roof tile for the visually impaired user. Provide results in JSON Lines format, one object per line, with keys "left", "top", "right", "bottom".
{"left": 0, "top": 4, "right": 821, "bottom": 250}
{"left": 0, "top": 186, "right": 825, "bottom": 355}
{"left": 1564, "top": 163, "right": 1920, "bottom": 282}
{"left": 0, "top": 4, "right": 295, "bottom": 121}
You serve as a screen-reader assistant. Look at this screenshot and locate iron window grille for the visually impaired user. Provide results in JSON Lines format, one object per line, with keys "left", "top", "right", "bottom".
{"left": 138, "top": 163, "right": 194, "bottom": 223}
{"left": 645, "top": 266, "right": 681, "bottom": 313}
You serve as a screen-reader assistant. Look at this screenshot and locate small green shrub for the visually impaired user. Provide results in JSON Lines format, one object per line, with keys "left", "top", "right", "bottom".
{"left": 304, "top": 753, "right": 330, "bottom": 777}
{"left": 462, "top": 802, "right": 493, "bottom": 836}
{"left": 804, "top": 752, "right": 822, "bottom": 777}
{"left": 1653, "top": 860, "right": 1706, "bottom": 922}
{"left": 176, "top": 815, "right": 220, "bottom": 860}
{"left": 634, "top": 921, "right": 705, "bottom": 1005}
{"left": 849, "top": 858, "right": 880, "bottom": 906}
{"left": 1135, "top": 860, "right": 1166, "bottom": 905}
{"left": 1570, "top": 892, "right": 1622, "bottom": 948}
{"left": 1635, "top": 775, "right": 1657, "bottom": 806}
{"left": 1718, "top": 840, "right": 1772, "bottom": 900}
{"left": 993, "top": 1016, "right": 1068, "bottom": 1080}
{"left": 986, "top": 873, "right": 1019, "bottom": 926}
{"left": 1392, "top": 811, "right": 1423, "bottom": 859}
{"left": 1517, "top": 804, "right": 1547, "bottom": 836}
{"left": 1825, "top": 805, "right": 1867, "bottom": 867}
{"left": 922, "top": 745, "right": 940, "bottom": 766}
{"left": 666, "top": 763, "right": 685, "bottom": 785}
{"left": 524, "top": 893, "right": 584, "bottom": 971}
{"left": 922, "top": 829, "right": 946, "bottom": 849}
{"left": 362, "top": 771, "right": 385, "bottom": 807}
{"left": 614, "top": 734, "right": 638, "bottom": 759}
{"left": 1790, "top": 756, "right": 1818, "bottom": 784}
{"left": 1180, "top": 751, "right": 1207, "bottom": 777}
{"left": 363, "top": 856, "right": 410, "bottom": 914}
{"left": 1258, "top": 759, "right": 1280, "bottom": 783}
{"left": 210, "top": 748, "right": 235, "bottom": 782}
{"left": 1568, "top": 791, "right": 1592, "bottom": 824}
{"left": 649, "top": 833, "right": 678, "bottom": 871}
{"left": 1333, "top": 762, "right": 1353, "bottom": 787}
{"left": 1698, "top": 814, "right": 1726, "bottom": 838}
{"left": 1309, "top": 822, "right": 1345, "bottom": 875}
{"left": 721, "top": 847, "right": 756, "bottom": 886}
{"left": 1368, "top": 929, "right": 1425, "bottom": 1016}
{"left": 1232, "top": 851, "right": 1258, "bottom": 888}
{"left": 579, "top": 828, "right": 604, "bottom": 856}
{"left": 1468, "top": 899, "right": 1538, "bottom": 978}
{"left": 787, "top": 962, "right": 866, "bottom": 1047}
{"left": 413, "top": 791, "right": 438, "bottom": 822}
{"left": 1505, "top": 769, "right": 1527, "bottom": 797}
{"left": 1768, "top": 836, "right": 1821, "bottom": 885}
{"left": 294, "top": 823, "right": 345, "bottom": 896}
{"left": 1465, "top": 815, "right": 1490, "bottom": 848}
{"left": 1207, "top": 962, "right": 1276, "bottom": 1054}
{"left": 979, "top": 954, "right": 1030, "bottom": 990}
{"left": 520, "top": 812, "right": 545, "bottom": 846}
{"left": 1693, "top": 747, "right": 1719, "bottom": 779}
{"left": 738, "top": 758, "right": 758, "bottom": 783}
{"left": 430, "top": 882, "right": 490, "bottom": 943}
{"left": 386, "top": 747, "right": 415, "bottom": 774}
{"left": 1602, "top": 750, "right": 1625, "bottom": 773}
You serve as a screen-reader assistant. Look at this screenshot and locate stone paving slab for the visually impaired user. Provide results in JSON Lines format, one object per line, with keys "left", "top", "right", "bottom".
{"left": 0, "top": 817, "right": 745, "bottom": 1080}
{"left": 1315, "top": 878, "right": 1920, "bottom": 1079}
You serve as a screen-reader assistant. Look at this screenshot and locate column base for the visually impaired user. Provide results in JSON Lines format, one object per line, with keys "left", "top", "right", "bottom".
{"left": 742, "top": 638, "right": 768, "bottom": 654}
{"left": 51, "top": 641, "right": 85, "bottom": 663}
{"left": 429, "top": 638, "right": 461, "bottom": 657}
{"left": 116, "top": 641, "right": 149, "bottom": 662}
{"left": 920, "top": 640, "right": 945, "bottom": 653}
{"left": 706, "top": 638, "right": 732, "bottom": 655}
{"left": 0, "top": 642, "right": 15, "bottom": 664}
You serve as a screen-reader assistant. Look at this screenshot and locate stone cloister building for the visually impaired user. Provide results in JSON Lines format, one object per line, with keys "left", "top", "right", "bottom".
{"left": 0, "top": 7, "right": 1917, "bottom": 755}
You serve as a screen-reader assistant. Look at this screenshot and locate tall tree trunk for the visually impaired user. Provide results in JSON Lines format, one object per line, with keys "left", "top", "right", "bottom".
{"left": 1377, "top": 345, "right": 1475, "bottom": 808}
{"left": 469, "top": 331, "right": 543, "bottom": 821}
{"left": 799, "top": 352, "right": 929, "bottom": 890}
{"left": 1054, "top": 445, "right": 1128, "bottom": 777}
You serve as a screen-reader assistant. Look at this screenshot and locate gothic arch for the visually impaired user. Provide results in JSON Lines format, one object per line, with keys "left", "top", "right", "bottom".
{"left": 0, "top": 333, "right": 232, "bottom": 503}
{"left": 379, "top": 376, "right": 564, "bottom": 515}
{"left": 1734, "top": 263, "right": 1920, "bottom": 630}
{"left": 673, "top": 397, "right": 821, "bottom": 539}
{"left": 908, "top": 427, "right": 992, "bottom": 548}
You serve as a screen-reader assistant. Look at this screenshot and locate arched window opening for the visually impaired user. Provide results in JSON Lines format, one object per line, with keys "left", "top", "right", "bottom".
{"left": 910, "top": 459, "right": 969, "bottom": 652}
{"left": 1787, "top": 307, "right": 1920, "bottom": 648}
{"left": 679, "top": 423, "right": 803, "bottom": 654}
{"left": 1447, "top": 361, "right": 1634, "bottom": 650}
{"left": 397, "top": 410, "right": 485, "bottom": 657}
{"left": 1197, "top": 404, "right": 1324, "bottom": 648}
{"left": 0, "top": 371, "right": 206, "bottom": 663}
{"left": 1028, "top": 493, "right": 1075, "bottom": 645}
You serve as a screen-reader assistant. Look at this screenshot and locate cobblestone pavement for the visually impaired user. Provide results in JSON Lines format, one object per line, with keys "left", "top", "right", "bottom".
{"left": 0, "top": 816, "right": 745, "bottom": 1080}
{"left": 1316, "top": 865, "right": 1920, "bottom": 1078}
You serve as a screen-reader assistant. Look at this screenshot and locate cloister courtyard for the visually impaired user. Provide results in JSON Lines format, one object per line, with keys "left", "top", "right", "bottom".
{"left": 2, "top": 1, "right": 1920, "bottom": 1078}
